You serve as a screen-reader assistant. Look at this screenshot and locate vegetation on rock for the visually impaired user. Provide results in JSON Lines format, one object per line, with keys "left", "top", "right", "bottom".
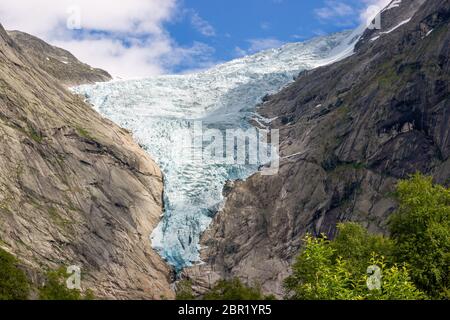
{"left": 178, "top": 174, "right": 449, "bottom": 300}
{"left": 283, "top": 233, "right": 424, "bottom": 300}
{"left": 39, "top": 268, "right": 95, "bottom": 300}
{"left": 176, "top": 280, "right": 195, "bottom": 300}
{"left": 0, "top": 250, "right": 95, "bottom": 300}
{"left": 389, "top": 174, "right": 450, "bottom": 298}
{"left": 0, "top": 248, "right": 30, "bottom": 300}
{"left": 284, "top": 174, "right": 449, "bottom": 300}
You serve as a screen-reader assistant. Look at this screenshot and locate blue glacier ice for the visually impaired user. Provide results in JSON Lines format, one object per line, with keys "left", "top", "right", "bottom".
{"left": 74, "top": 29, "right": 363, "bottom": 271}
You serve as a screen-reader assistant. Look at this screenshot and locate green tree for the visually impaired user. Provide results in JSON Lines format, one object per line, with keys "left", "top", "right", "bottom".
{"left": 389, "top": 173, "right": 450, "bottom": 298}
{"left": 39, "top": 268, "right": 94, "bottom": 300}
{"left": 331, "top": 223, "right": 394, "bottom": 274}
{"left": 0, "top": 248, "right": 30, "bottom": 300}
{"left": 284, "top": 230, "right": 424, "bottom": 300}
{"left": 284, "top": 235, "right": 359, "bottom": 300}
{"left": 364, "top": 255, "right": 425, "bottom": 300}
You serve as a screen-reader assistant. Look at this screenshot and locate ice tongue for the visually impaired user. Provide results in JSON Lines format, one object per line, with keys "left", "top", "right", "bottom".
{"left": 73, "top": 29, "right": 360, "bottom": 271}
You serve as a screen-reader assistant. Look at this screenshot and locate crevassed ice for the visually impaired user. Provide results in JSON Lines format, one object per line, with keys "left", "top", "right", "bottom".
{"left": 74, "top": 29, "right": 362, "bottom": 271}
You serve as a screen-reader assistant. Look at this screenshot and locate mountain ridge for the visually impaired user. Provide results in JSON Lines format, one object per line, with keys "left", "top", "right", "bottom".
{"left": 7, "top": 30, "right": 111, "bottom": 87}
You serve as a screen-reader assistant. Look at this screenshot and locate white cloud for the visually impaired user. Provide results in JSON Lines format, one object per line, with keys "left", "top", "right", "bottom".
{"left": 315, "top": 1, "right": 355, "bottom": 20}
{"left": 248, "top": 38, "right": 284, "bottom": 52}
{"left": 0, "top": 0, "right": 216, "bottom": 79}
{"left": 0, "top": 0, "right": 176, "bottom": 37}
{"left": 0, "top": 0, "right": 396, "bottom": 78}
{"left": 235, "top": 38, "right": 284, "bottom": 57}
{"left": 360, "top": 0, "right": 393, "bottom": 24}
{"left": 188, "top": 9, "right": 216, "bottom": 37}
{"left": 52, "top": 37, "right": 170, "bottom": 78}
{"left": 315, "top": 0, "right": 393, "bottom": 25}
{"left": 260, "top": 22, "right": 271, "bottom": 30}
{"left": 234, "top": 46, "right": 248, "bottom": 57}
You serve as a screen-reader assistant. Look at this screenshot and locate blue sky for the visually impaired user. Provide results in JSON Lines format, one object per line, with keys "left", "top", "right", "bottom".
{"left": 1, "top": 0, "right": 389, "bottom": 78}
{"left": 166, "top": 0, "right": 381, "bottom": 72}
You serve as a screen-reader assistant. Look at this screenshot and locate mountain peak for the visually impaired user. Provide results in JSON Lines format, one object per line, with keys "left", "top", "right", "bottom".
{"left": 6, "top": 30, "right": 111, "bottom": 87}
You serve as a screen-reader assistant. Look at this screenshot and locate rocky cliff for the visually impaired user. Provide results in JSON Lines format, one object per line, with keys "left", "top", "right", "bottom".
{"left": 186, "top": 0, "right": 450, "bottom": 297}
{"left": 0, "top": 24, "right": 173, "bottom": 299}
{"left": 7, "top": 30, "right": 111, "bottom": 87}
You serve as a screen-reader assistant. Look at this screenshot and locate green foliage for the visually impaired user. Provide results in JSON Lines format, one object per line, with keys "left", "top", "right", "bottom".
{"left": 284, "top": 174, "right": 449, "bottom": 300}
{"left": 389, "top": 173, "right": 450, "bottom": 298}
{"left": 76, "top": 126, "right": 93, "bottom": 140}
{"left": 39, "top": 268, "right": 94, "bottom": 300}
{"left": 284, "top": 229, "right": 424, "bottom": 300}
{"left": 176, "top": 280, "right": 195, "bottom": 300}
{"left": 0, "top": 248, "right": 30, "bottom": 300}
{"left": 203, "top": 278, "right": 274, "bottom": 300}
{"left": 351, "top": 162, "right": 367, "bottom": 170}
{"left": 365, "top": 256, "right": 425, "bottom": 300}
{"left": 47, "top": 207, "right": 71, "bottom": 228}
{"left": 331, "top": 222, "right": 394, "bottom": 274}
{"left": 28, "top": 125, "right": 43, "bottom": 143}
{"left": 284, "top": 235, "right": 359, "bottom": 300}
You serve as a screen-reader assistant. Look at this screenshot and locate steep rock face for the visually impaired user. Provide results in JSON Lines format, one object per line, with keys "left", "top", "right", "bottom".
{"left": 7, "top": 30, "right": 111, "bottom": 87}
{"left": 0, "top": 24, "right": 173, "bottom": 299}
{"left": 187, "top": 0, "right": 450, "bottom": 297}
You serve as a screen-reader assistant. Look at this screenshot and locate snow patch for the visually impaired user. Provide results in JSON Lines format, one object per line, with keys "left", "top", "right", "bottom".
{"left": 384, "top": 18, "right": 412, "bottom": 34}
{"left": 383, "top": 0, "right": 402, "bottom": 12}
{"left": 371, "top": 18, "right": 412, "bottom": 41}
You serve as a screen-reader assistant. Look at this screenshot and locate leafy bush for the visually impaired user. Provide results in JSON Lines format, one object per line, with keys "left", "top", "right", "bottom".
{"left": 39, "top": 268, "right": 94, "bottom": 300}
{"left": 331, "top": 222, "right": 394, "bottom": 274}
{"left": 176, "top": 280, "right": 195, "bottom": 300}
{"left": 284, "top": 230, "right": 424, "bottom": 300}
{"left": 284, "top": 235, "right": 358, "bottom": 300}
{"left": 389, "top": 173, "right": 450, "bottom": 298}
{"left": 0, "top": 248, "right": 30, "bottom": 300}
{"left": 365, "top": 256, "right": 425, "bottom": 300}
{"left": 284, "top": 174, "right": 449, "bottom": 300}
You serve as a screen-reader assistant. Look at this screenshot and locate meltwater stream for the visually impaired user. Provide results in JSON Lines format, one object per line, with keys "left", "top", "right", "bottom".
{"left": 74, "top": 29, "right": 362, "bottom": 271}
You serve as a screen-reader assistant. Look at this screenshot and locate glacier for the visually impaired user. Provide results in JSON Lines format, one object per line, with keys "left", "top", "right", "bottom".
{"left": 74, "top": 28, "right": 363, "bottom": 271}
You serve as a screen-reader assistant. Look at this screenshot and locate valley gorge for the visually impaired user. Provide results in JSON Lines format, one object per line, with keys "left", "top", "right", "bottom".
{"left": 0, "top": 0, "right": 448, "bottom": 301}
